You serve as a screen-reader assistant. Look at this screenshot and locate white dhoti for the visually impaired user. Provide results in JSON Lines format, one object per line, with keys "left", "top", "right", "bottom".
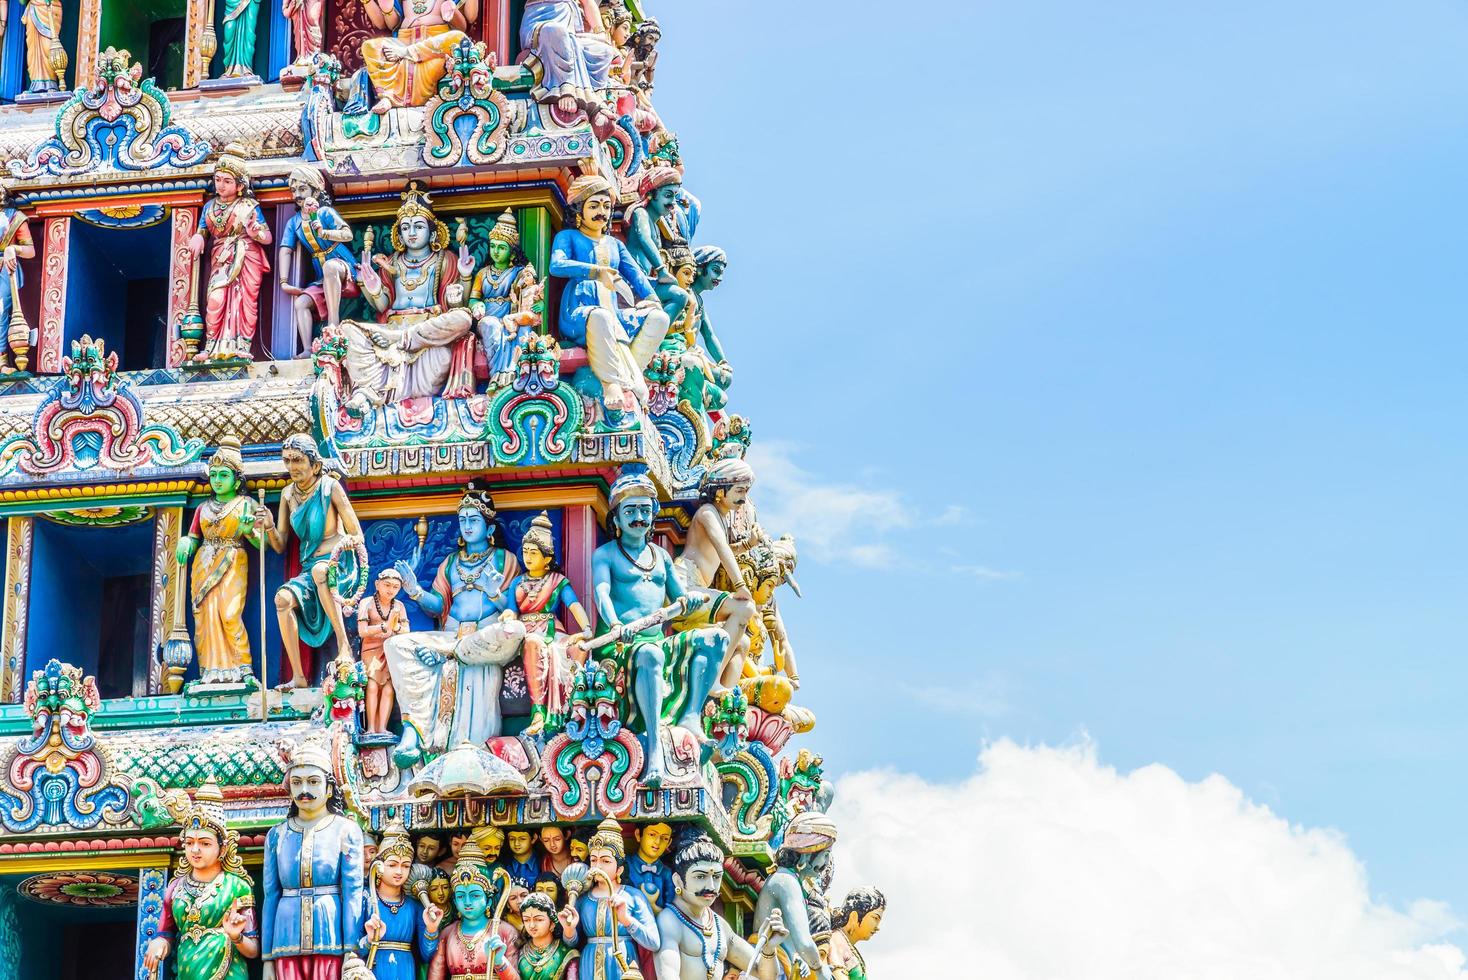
{"left": 585, "top": 307, "right": 670, "bottom": 408}
{"left": 384, "top": 619, "right": 526, "bottom": 753}
{"left": 340, "top": 308, "right": 476, "bottom": 406}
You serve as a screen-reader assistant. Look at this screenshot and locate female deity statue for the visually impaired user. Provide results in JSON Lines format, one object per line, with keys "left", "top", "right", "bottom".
{"left": 519, "top": 0, "right": 616, "bottom": 126}
{"left": 175, "top": 434, "right": 264, "bottom": 686}
{"left": 500, "top": 512, "right": 590, "bottom": 736}
{"left": 657, "top": 245, "right": 729, "bottom": 417}
{"left": 19, "top": 0, "right": 65, "bottom": 94}
{"left": 516, "top": 893, "right": 578, "bottom": 980}
{"left": 426, "top": 842, "right": 518, "bottom": 980}
{"left": 282, "top": 0, "right": 324, "bottom": 67}
{"left": 341, "top": 182, "right": 477, "bottom": 411}
{"left": 0, "top": 187, "right": 36, "bottom": 375}
{"left": 219, "top": 0, "right": 263, "bottom": 77}
{"left": 189, "top": 151, "right": 272, "bottom": 362}
{"left": 468, "top": 210, "right": 539, "bottom": 390}
{"left": 360, "top": 0, "right": 478, "bottom": 111}
{"left": 142, "top": 776, "right": 260, "bottom": 980}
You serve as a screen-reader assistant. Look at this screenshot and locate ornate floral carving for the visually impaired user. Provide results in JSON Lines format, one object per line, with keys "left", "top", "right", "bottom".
{"left": 542, "top": 662, "right": 643, "bottom": 820}
{"left": 422, "top": 39, "right": 511, "bottom": 168}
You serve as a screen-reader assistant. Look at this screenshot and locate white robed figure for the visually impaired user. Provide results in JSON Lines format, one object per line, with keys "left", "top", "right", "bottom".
{"left": 386, "top": 484, "right": 524, "bottom": 763}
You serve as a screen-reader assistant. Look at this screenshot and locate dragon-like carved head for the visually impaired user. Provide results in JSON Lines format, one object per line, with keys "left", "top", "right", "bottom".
{"left": 60, "top": 334, "right": 120, "bottom": 413}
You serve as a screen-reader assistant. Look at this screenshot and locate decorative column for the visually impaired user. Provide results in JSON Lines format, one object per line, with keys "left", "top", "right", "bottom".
{"left": 74, "top": 0, "right": 103, "bottom": 90}
{"left": 562, "top": 504, "right": 598, "bottom": 630}
{"left": 149, "top": 507, "right": 184, "bottom": 695}
{"left": 0, "top": 516, "right": 33, "bottom": 703}
{"left": 181, "top": 0, "right": 211, "bottom": 89}
{"left": 133, "top": 868, "right": 168, "bottom": 980}
{"left": 36, "top": 216, "right": 68, "bottom": 373}
{"left": 166, "top": 207, "right": 199, "bottom": 368}
{"left": 483, "top": 0, "right": 512, "bottom": 65}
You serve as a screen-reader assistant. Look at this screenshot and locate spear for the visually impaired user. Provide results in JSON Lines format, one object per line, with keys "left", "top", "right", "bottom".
{"left": 258, "top": 488, "right": 268, "bottom": 720}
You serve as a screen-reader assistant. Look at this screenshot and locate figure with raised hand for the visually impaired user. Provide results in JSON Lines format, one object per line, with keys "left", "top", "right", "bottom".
{"left": 279, "top": 166, "right": 358, "bottom": 354}
{"left": 565, "top": 818, "right": 658, "bottom": 980}
{"left": 624, "top": 167, "right": 699, "bottom": 294}
{"left": 361, "top": 820, "right": 444, "bottom": 980}
{"left": 257, "top": 434, "right": 365, "bottom": 687}
{"left": 386, "top": 481, "right": 523, "bottom": 763}
{"left": 517, "top": 892, "right": 579, "bottom": 980}
{"left": 262, "top": 737, "right": 366, "bottom": 980}
{"left": 653, "top": 830, "right": 784, "bottom": 980}
{"left": 590, "top": 470, "right": 725, "bottom": 787}
{"left": 190, "top": 150, "right": 272, "bottom": 362}
{"left": 426, "top": 841, "right": 518, "bottom": 980}
{"left": 143, "top": 776, "right": 260, "bottom": 980}
{"left": 550, "top": 175, "right": 670, "bottom": 427}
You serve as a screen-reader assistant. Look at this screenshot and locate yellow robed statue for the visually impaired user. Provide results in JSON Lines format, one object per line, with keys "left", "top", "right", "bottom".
{"left": 359, "top": 0, "right": 480, "bottom": 111}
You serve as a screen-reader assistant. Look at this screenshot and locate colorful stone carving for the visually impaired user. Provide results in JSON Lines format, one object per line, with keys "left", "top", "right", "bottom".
{"left": 423, "top": 40, "right": 512, "bottom": 167}
{"left": 828, "top": 888, "right": 885, "bottom": 980}
{"left": 0, "top": 187, "right": 35, "bottom": 375}
{"left": 519, "top": 0, "right": 617, "bottom": 127}
{"left": 542, "top": 661, "right": 643, "bottom": 819}
{"left": 654, "top": 830, "right": 784, "bottom": 980}
{"left": 283, "top": 0, "right": 326, "bottom": 67}
{"left": 340, "top": 182, "right": 477, "bottom": 411}
{"left": 359, "top": 0, "right": 478, "bottom": 112}
{"left": 361, "top": 820, "right": 444, "bottom": 980}
{"left": 280, "top": 166, "right": 358, "bottom": 353}
{"left": 219, "top": 0, "right": 264, "bottom": 78}
{"left": 563, "top": 818, "right": 658, "bottom": 980}
{"left": 190, "top": 150, "right": 273, "bottom": 362}
{"left": 505, "top": 511, "right": 592, "bottom": 736}
{"left": 426, "top": 840, "right": 518, "bottom": 980}
{"left": 357, "top": 568, "right": 409, "bottom": 735}
{"left": 19, "top": 0, "right": 65, "bottom": 94}
{"left": 516, "top": 892, "right": 579, "bottom": 980}
{"left": 754, "top": 811, "right": 837, "bottom": 980}
{"left": 469, "top": 210, "right": 540, "bottom": 390}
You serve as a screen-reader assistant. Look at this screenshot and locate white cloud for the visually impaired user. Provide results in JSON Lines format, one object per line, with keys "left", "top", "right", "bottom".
{"left": 951, "top": 563, "right": 1021, "bottom": 581}
{"left": 827, "top": 741, "right": 1466, "bottom": 980}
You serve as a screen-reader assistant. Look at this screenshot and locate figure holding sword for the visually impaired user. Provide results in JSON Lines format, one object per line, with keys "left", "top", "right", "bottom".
{"left": 590, "top": 470, "right": 727, "bottom": 788}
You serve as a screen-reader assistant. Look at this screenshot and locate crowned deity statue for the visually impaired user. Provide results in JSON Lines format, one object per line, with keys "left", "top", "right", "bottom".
{"left": 500, "top": 511, "right": 591, "bottom": 736}
{"left": 517, "top": 892, "right": 579, "bottom": 980}
{"left": 550, "top": 175, "right": 670, "bottom": 427}
{"left": 426, "top": 841, "right": 519, "bottom": 980}
{"left": 468, "top": 209, "right": 540, "bottom": 390}
{"left": 262, "top": 739, "right": 367, "bottom": 980}
{"left": 218, "top": 0, "right": 263, "bottom": 77}
{"left": 189, "top": 151, "right": 273, "bottom": 362}
{"left": 256, "top": 434, "right": 365, "bottom": 687}
{"left": 175, "top": 434, "right": 265, "bottom": 686}
{"left": 361, "top": 820, "right": 445, "bottom": 980}
{"left": 519, "top": 0, "right": 617, "bottom": 128}
{"left": 143, "top": 776, "right": 261, "bottom": 980}
{"left": 590, "top": 470, "right": 724, "bottom": 787}
{"left": 653, "top": 830, "right": 784, "bottom": 980}
{"left": 19, "top": 0, "right": 65, "bottom": 94}
{"left": 0, "top": 186, "right": 36, "bottom": 375}
{"left": 753, "top": 811, "right": 837, "bottom": 980}
{"left": 562, "top": 818, "right": 659, "bottom": 980}
{"left": 340, "top": 182, "right": 478, "bottom": 413}
{"left": 624, "top": 167, "right": 700, "bottom": 298}
{"left": 827, "top": 887, "right": 884, "bottom": 980}
{"left": 279, "top": 166, "right": 357, "bottom": 355}
{"left": 385, "top": 482, "right": 524, "bottom": 764}
{"left": 360, "top": 0, "right": 479, "bottom": 112}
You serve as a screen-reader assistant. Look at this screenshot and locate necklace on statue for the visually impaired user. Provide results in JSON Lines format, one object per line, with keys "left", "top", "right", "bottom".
{"left": 669, "top": 902, "right": 722, "bottom": 980}
{"left": 397, "top": 253, "right": 434, "bottom": 291}
{"left": 617, "top": 538, "right": 656, "bottom": 581}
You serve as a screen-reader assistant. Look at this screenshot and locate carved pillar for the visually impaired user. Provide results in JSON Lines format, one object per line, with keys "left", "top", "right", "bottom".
{"left": 0, "top": 516, "right": 33, "bottom": 703}
{"left": 74, "top": 0, "right": 102, "bottom": 90}
{"left": 36, "top": 216, "right": 67, "bottom": 374}
{"left": 133, "top": 868, "right": 168, "bottom": 980}
{"left": 149, "top": 507, "right": 184, "bottom": 695}
{"left": 484, "top": 0, "right": 511, "bottom": 64}
{"left": 166, "top": 207, "right": 199, "bottom": 368}
{"left": 563, "top": 504, "right": 598, "bottom": 631}
{"left": 182, "top": 0, "right": 211, "bottom": 88}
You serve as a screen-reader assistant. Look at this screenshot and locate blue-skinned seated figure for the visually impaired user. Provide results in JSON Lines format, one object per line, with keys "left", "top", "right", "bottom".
{"left": 384, "top": 482, "right": 523, "bottom": 765}
{"left": 589, "top": 470, "right": 725, "bottom": 787}
{"left": 549, "top": 175, "right": 670, "bottom": 427}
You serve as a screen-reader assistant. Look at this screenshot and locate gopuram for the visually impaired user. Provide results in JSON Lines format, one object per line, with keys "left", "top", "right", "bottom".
{"left": 0, "top": 4, "right": 885, "bottom": 980}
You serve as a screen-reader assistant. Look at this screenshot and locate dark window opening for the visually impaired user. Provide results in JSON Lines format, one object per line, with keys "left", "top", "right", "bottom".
{"left": 63, "top": 221, "right": 172, "bottom": 373}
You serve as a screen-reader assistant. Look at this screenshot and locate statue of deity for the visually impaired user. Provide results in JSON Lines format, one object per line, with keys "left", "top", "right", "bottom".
{"left": 19, "top": 0, "right": 65, "bottom": 94}
{"left": 624, "top": 821, "right": 674, "bottom": 914}
{"left": 653, "top": 830, "right": 784, "bottom": 980}
{"left": 385, "top": 482, "right": 523, "bottom": 763}
{"left": 256, "top": 434, "right": 365, "bottom": 687}
{"left": 827, "top": 887, "right": 885, "bottom": 980}
{"left": 589, "top": 470, "right": 725, "bottom": 787}
{"left": 516, "top": 892, "right": 579, "bottom": 980}
{"left": 361, "top": 820, "right": 445, "bottom": 980}
{"left": 0, "top": 186, "right": 36, "bottom": 375}
{"left": 175, "top": 434, "right": 264, "bottom": 686}
{"left": 624, "top": 167, "right": 700, "bottom": 295}
{"left": 340, "top": 182, "right": 477, "bottom": 412}
{"left": 656, "top": 245, "right": 729, "bottom": 417}
{"left": 519, "top": 0, "right": 616, "bottom": 126}
{"left": 672, "top": 457, "right": 758, "bottom": 689}
{"left": 549, "top": 175, "right": 670, "bottom": 426}
{"left": 262, "top": 738, "right": 367, "bottom": 980}
{"left": 219, "top": 0, "right": 263, "bottom": 77}
{"left": 502, "top": 511, "right": 591, "bottom": 736}
{"left": 628, "top": 17, "right": 659, "bottom": 94}
{"left": 357, "top": 568, "right": 409, "bottom": 734}
{"left": 360, "top": 0, "right": 479, "bottom": 112}
{"left": 426, "top": 842, "right": 519, "bottom": 980}
{"left": 282, "top": 0, "right": 324, "bottom": 67}
{"left": 753, "top": 811, "right": 838, "bottom": 980}
{"left": 563, "top": 818, "right": 659, "bottom": 980}
{"left": 143, "top": 776, "right": 260, "bottom": 980}
{"left": 189, "top": 151, "right": 272, "bottom": 362}
{"left": 468, "top": 210, "right": 540, "bottom": 390}
{"left": 279, "top": 166, "right": 358, "bottom": 355}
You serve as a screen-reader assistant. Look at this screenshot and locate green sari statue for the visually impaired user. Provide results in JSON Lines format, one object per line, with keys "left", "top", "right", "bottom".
{"left": 218, "top": 0, "right": 262, "bottom": 78}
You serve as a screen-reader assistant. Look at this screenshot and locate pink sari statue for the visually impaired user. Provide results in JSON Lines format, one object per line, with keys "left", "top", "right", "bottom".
{"left": 190, "top": 152, "right": 272, "bottom": 362}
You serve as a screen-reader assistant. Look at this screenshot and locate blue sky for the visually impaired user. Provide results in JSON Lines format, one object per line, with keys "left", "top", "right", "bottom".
{"left": 653, "top": 0, "right": 1468, "bottom": 926}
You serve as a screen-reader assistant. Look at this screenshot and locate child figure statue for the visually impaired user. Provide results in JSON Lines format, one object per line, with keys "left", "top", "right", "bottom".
{"left": 501, "top": 512, "right": 591, "bottom": 736}
{"left": 356, "top": 568, "right": 409, "bottom": 735}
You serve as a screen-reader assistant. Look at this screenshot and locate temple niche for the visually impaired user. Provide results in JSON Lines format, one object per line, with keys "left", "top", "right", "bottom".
{"left": 98, "top": 0, "right": 186, "bottom": 88}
